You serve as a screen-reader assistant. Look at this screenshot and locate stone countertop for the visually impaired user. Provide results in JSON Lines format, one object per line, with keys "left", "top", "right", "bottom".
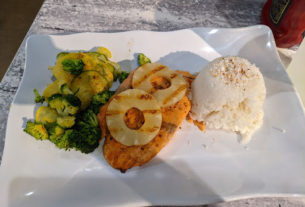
{"left": 0, "top": 0, "right": 304, "bottom": 206}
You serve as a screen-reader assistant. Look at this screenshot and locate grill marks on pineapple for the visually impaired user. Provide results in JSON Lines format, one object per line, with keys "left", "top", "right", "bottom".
{"left": 150, "top": 76, "right": 171, "bottom": 90}
{"left": 138, "top": 125, "right": 161, "bottom": 133}
{"left": 148, "top": 75, "right": 172, "bottom": 95}
{"left": 147, "top": 87, "right": 158, "bottom": 94}
{"left": 138, "top": 94, "right": 153, "bottom": 100}
{"left": 132, "top": 63, "right": 189, "bottom": 107}
{"left": 113, "top": 93, "right": 154, "bottom": 102}
{"left": 102, "top": 96, "right": 191, "bottom": 172}
{"left": 107, "top": 107, "right": 161, "bottom": 133}
{"left": 106, "top": 91, "right": 158, "bottom": 117}
{"left": 100, "top": 67, "right": 192, "bottom": 172}
{"left": 170, "top": 73, "right": 178, "bottom": 79}
{"left": 106, "top": 109, "right": 160, "bottom": 116}
{"left": 142, "top": 109, "right": 160, "bottom": 114}
{"left": 106, "top": 110, "right": 123, "bottom": 116}
{"left": 133, "top": 65, "right": 166, "bottom": 88}
{"left": 106, "top": 89, "right": 162, "bottom": 146}
{"left": 163, "top": 84, "right": 188, "bottom": 105}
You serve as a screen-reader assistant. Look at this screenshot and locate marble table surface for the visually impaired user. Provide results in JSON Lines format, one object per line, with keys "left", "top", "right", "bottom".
{"left": 0, "top": 0, "right": 304, "bottom": 206}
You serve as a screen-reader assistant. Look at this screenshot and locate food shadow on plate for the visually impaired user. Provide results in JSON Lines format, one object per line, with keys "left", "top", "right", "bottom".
{"left": 8, "top": 159, "right": 224, "bottom": 207}
{"left": 117, "top": 51, "right": 209, "bottom": 73}
{"left": 21, "top": 103, "right": 44, "bottom": 130}
{"left": 21, "top": 117, "right": 32, "bottom": 129}
{"left": 157, "top": 51, "right": 209, "bottom": 72}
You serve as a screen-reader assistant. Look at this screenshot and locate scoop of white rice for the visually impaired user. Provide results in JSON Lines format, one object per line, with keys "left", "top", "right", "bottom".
{"left": 191, "top": 56, "right": 266, "bottom": 143}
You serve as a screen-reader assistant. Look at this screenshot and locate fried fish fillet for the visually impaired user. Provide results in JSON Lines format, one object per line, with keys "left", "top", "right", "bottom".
{"left": 98, "top": 69, "right": 191, "bottom": 172}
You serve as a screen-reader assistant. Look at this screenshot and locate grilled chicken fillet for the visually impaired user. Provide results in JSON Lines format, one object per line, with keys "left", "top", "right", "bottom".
{"left": 98, "top": 66, "right": 192, "bottom": 172}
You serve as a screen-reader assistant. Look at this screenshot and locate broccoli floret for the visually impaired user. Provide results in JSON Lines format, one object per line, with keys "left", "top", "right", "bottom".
{"left": 138, "top": 53, "right": 151, "bottom": 66}
{"left": 92, "top": 90, "right": 115, "bottom": 105}
{"left": 24, "top": 121, "right": 48, "bottom": 140}
{"left": 117, "top": 71, "right": 130, "bottom": 83}
{"left": 48, "top": 93, "right": 81, "bottom": 116}
{"left": 62, "top": 59, "right": 84, "bottom": 75}
{"left": 78, "top": 109, "right": 98, "bottom": 127}
{"left": 45, "top": 111, "right": 101, "bottom": 153}
{"left": 60, "top": 83, "right": 73, "bottom": 95}
{"left": 65, "top": 109, "right": 101, "bottom": 153}
{"left": 45, "top": 123, "right": 71, "bottom": 150}
{"left": 69, "top": 124, "right": 101, "bottom": 153}
{"left": 33, "top": 88, "right": 45, "bottom": 103}
{"left": 47, "top": 123, "right": 65, "bottom": 142}
{"left": 56, "top": 52, "right": 69, "bottom": 59}
{"left": 49, "top": 122, "right": 100, "bottom": 153}
{"left": 89, "top": 90, "right": 115, "bottom": 114}
{"left": 54, "top": 129, "right": 73, "bottom": 150}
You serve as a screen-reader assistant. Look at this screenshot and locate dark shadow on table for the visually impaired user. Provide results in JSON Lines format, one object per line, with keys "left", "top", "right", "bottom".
{"left": 213, "top": 0, "right": 265, "bottom": 27}
{"left": 153, "top": 0, "right": 265, "bottom": 31}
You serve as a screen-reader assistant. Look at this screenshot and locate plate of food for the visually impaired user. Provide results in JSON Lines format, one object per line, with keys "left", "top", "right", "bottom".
{"left": 0, "top": 25, "right": 305, "bottom": 207}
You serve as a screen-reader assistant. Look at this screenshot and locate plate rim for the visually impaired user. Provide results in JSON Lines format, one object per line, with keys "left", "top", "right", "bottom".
{"left": 1, "top": 25, "right": 305, "bottom": 206}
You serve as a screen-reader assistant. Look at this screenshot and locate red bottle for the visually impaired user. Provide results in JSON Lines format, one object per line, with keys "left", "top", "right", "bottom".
{"left": 261, "top": 0, "right": 305, "bottom": 48}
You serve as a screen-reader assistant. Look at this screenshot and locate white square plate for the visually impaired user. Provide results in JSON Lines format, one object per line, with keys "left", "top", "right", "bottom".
{"left": 1, "top": 26, "right": 305, "bottom": 207}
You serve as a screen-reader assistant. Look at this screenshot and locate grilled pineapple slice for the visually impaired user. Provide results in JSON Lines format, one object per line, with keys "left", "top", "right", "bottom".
{"left": 106, "top": 89, "right": 162, "bottom": 146}
{"left": 132, "top": 63, "right": 188, "bottom": 107}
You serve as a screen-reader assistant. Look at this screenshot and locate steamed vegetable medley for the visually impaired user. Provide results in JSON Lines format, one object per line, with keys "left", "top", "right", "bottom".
{"left": 24, "top": 47, "right": 130, "bottom": 153}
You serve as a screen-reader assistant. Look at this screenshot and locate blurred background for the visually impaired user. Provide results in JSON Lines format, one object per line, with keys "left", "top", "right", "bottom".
{"left": 0, "top": 0, "right": 44, "bottom": 80}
